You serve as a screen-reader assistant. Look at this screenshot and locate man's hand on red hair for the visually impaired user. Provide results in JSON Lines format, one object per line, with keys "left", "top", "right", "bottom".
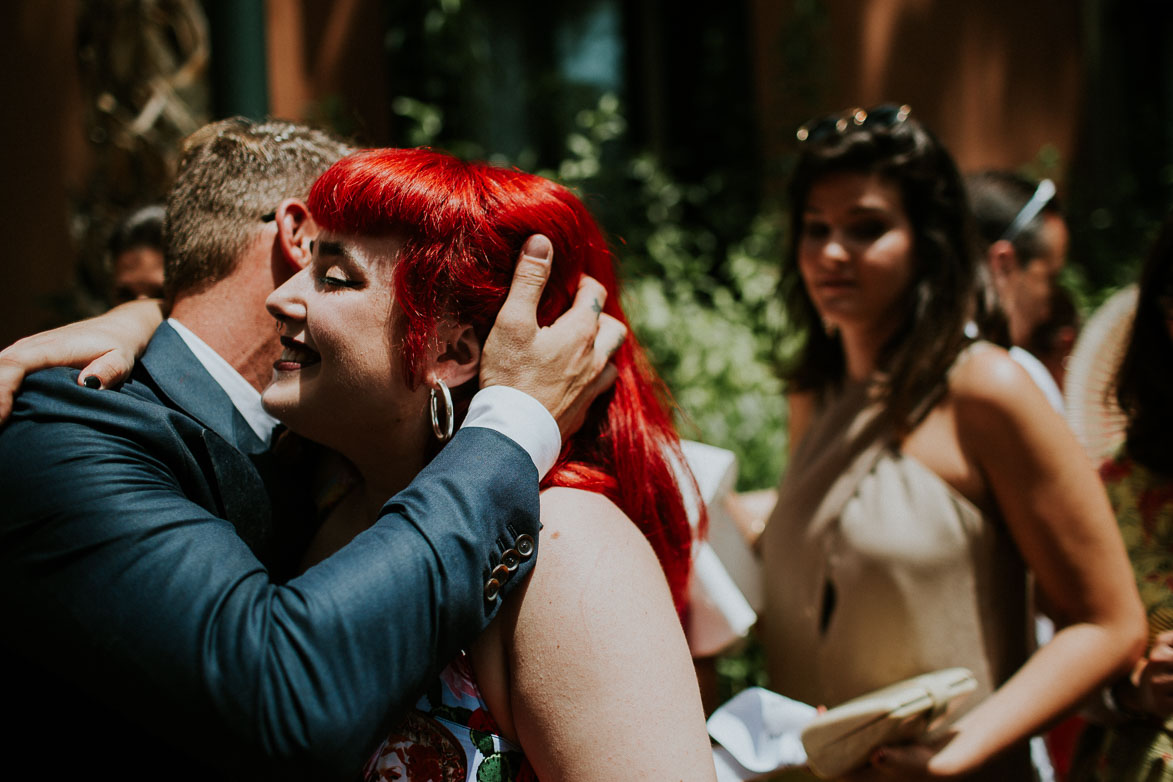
{"left": 480, "top": 234, "right": 625, "bottom": 440}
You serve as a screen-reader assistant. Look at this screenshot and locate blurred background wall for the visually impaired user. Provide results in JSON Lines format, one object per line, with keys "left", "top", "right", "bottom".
{"left": 2, "top": 0, "right": 1171, "bottom": 487}
{"left": 2, "top": 3, "right": 90, "bottom": 352}
{"left": 754, "top": 0, "right": 1084, "bottom": 182}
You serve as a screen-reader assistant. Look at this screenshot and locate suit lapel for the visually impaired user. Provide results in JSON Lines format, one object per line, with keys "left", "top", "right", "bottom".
{"left": 139, "top": 323, "right": 274, "bottom": 554}
{"left": 140, "top": 323, "right": 267, "bottom": 455}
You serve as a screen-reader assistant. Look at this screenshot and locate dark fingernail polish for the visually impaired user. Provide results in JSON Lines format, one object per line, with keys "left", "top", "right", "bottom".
{"left": 83, "top": 376, "right": 101, "bottom": 390}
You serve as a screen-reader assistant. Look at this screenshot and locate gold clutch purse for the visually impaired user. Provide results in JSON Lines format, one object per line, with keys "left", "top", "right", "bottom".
{"left": 800, "top": 667, "right": 977, "bottom": 779}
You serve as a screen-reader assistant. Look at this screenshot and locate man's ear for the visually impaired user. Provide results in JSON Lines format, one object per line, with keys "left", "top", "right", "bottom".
{"left": 275, "top": 198, "right": 317, "bottom": 272}
{"left": 988, "top": 239, "right": 1019, "bottom": 283}
{"left": 431, "top": 324, "right": 482, "bottom": 389}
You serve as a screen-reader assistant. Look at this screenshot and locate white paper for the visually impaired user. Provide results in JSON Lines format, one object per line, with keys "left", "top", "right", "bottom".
{"left": 708, "top": 687, "right": 817, "bottom": 779}
{"left": 687, "top": 542, "right": 758, "bottom": 657}
{"left": 678, "top": 440, "right": 761, "bottom": 657}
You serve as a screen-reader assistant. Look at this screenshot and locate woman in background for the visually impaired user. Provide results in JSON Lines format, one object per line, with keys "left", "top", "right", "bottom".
{"left": 757, "top": 105, "right": 1145, "bottom": 779}
{"left": 1070, "top": 211, "right": 1173, "bottom": 781}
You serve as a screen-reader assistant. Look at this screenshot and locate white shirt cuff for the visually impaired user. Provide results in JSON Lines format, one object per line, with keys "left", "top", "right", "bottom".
{"left": 462, "top": 386, "right": 561, "bottom": 479}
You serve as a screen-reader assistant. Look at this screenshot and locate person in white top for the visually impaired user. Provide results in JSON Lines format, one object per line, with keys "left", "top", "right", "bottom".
{"left": 967, "top": 170, "right": 1070, "bottom": 409}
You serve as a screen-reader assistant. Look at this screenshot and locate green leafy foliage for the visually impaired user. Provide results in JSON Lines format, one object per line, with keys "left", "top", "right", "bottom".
{"left": 544, "top": 96, "right": 796, "bottom": 489}
{"left": 393, "top": 91, "right": 795, "bottom": 489}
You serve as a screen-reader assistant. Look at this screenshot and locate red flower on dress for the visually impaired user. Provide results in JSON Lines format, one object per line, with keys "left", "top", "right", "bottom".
{"left": 1138, "top": 483, "right": 1173, "bottom": 532}
{"left": 467, "top": 706, "right": 501, "bottom": 735}
{"left": 439, "top": 655, "right": 481, "bottom": 701}
{"left": 1100, "top": 456, "right": 1132, "bottom": 483}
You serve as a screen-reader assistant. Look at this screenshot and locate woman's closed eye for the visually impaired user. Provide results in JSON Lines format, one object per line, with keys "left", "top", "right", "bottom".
{"left": 310, "top": 238, "right": 367, "bottom": 290}
{"left": 316, "top": 271, "right": 363, "bottom": 289}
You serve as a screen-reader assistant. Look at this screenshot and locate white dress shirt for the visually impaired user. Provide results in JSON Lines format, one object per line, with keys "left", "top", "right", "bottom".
{"left": 167, "top": 318, "right": 560, "bottom": 476}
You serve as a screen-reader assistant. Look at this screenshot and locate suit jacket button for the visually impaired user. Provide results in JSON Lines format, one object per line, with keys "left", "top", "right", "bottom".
{"left": 501, "top": 549, "right": 521, "bottom": 571}
{"left": 491, "top": 563, "right": 511, "bottom": 583}
{"left": 484, "top": 577, "right": 501, "bottom": 603}
{"left": 516, "top": 534, "right": 535, "bottom": 558}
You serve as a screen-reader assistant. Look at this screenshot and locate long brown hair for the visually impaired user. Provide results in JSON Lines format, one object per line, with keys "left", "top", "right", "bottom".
{"left": 781, "top": 111, "right": 979, "bottom": 431}
{"left": 1115, "top": 210, "right": 1173, "bottom": 474}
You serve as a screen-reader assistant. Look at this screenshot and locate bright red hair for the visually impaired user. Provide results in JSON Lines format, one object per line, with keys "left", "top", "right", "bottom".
{"left": 308, "top": 147, "right": 694, "bottom": 614}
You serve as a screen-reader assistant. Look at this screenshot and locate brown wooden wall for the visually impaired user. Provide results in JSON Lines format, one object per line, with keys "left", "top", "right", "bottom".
{"left": 265, "top": 0, "right": 389, "bottom": 144}
{"left": 1, "top": 0, "right": 1088, "bottom": 346}
{"left": 0, "top": 1, "right": 89, "bottom": 348}
{"left": 753, "top": 0, "right": 1083, "bottom": 182}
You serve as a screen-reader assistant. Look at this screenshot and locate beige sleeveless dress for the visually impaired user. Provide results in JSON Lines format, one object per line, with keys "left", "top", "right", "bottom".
{"left": 758, "top": 367, "right": 1033, "bottom": 779}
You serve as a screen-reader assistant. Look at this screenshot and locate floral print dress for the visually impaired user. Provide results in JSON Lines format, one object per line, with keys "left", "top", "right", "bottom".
{"left": 1070, "top": 451, "right": 1173, "bottom": 781}
{"left": 364, "top": 654, "right": 536, "bottom": 782}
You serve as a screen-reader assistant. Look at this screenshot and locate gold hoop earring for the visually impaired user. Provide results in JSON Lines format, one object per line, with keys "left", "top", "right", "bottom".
{"left": 429, "top": 378, "right": 454, "bottom": 443}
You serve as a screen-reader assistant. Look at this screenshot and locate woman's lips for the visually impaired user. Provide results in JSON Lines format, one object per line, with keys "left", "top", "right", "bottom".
{"left": 274, "top": 336, "right": 321, "bottom": 371}
{"left": 813, "top": 277, "right": 856, "bottom": 292}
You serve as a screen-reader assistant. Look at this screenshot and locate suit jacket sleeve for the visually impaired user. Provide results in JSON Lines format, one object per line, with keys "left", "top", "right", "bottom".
{"left": 0, "top": 369, "right": 540, "bottom": 780}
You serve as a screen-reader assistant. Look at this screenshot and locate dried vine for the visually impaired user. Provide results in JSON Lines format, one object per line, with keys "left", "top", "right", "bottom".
{"left": 71, "top": 0, "right": 211, "bottom": 311}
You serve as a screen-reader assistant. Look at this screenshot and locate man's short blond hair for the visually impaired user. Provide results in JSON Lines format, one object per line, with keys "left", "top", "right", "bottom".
{"left": 163, "top": 118, "right": 352, "bottom": 302}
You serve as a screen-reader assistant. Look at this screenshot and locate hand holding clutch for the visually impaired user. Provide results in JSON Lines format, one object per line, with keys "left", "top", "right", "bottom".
{"left": 800, "top": 667, "right": 977, "bottom": 779}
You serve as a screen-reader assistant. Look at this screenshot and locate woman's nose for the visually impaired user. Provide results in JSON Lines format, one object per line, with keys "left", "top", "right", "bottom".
{"left": 266, "top": 267, "right": 309, "bottom": 325}
{"left": 821, "top": 232, "right": 850, "bottom": 265}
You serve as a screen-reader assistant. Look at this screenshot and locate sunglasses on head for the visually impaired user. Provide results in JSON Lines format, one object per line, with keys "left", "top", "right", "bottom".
{"left": 796, "top": 103, "right": 913, "bottom": 144}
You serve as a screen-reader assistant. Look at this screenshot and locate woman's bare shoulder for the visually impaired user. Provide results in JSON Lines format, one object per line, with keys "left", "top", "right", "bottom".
{"left": 948, "top": 343, "right": 1050, "bottom": 420}
{"left": 945, "top": 343, "right": 1088, "bottom": 499}
{"left": 523, "top": 487, "right": 682, "bottom": 655}
{"left": 508, "top": 488, "right": 712, "bottom": 780}
{"left": 535, "top": 487, "right": 659, "bottom": 574}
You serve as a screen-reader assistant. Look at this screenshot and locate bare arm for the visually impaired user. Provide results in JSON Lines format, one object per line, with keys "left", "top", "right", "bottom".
{"left": 484, "top": 487, "right": 716, "bottom": 781}
{"left": 874, "top": 349, "right": 1146, "bottom": 778}
{"left": 0, "top": 233, "right": 623, "bottom": 437}
{"left": 0, "top": 298, "right": 163, "bottom": 420}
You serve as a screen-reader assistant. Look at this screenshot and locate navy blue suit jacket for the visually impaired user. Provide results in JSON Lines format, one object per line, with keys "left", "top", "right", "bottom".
{"left": 0, "top": 323, "right": 539, "bottom": 779}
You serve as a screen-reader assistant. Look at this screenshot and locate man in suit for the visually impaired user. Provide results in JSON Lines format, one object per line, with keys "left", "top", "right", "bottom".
{"left": 0, "top": 119, "right": 621, "bottom": 779}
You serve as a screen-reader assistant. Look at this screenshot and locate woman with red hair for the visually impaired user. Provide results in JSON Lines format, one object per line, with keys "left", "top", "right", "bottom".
{"left": 0, "top": 143, "right": 714, "bottom": 778}
{"left": 261, "top": 147, "right": 712, "bottom": 781}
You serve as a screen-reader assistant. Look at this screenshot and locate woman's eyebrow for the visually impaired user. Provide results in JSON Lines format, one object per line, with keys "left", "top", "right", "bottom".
{"left": 315, "top": 239, "right": 347, "bottom": 258}
{"left": 846, "top": 204, "right": 890, "bottom": 215}
{"left": 313, "top": 239, "right": 370, "bottom": 270}
{"left": 803, "top": 204, "right": 889, "bottom": 217}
